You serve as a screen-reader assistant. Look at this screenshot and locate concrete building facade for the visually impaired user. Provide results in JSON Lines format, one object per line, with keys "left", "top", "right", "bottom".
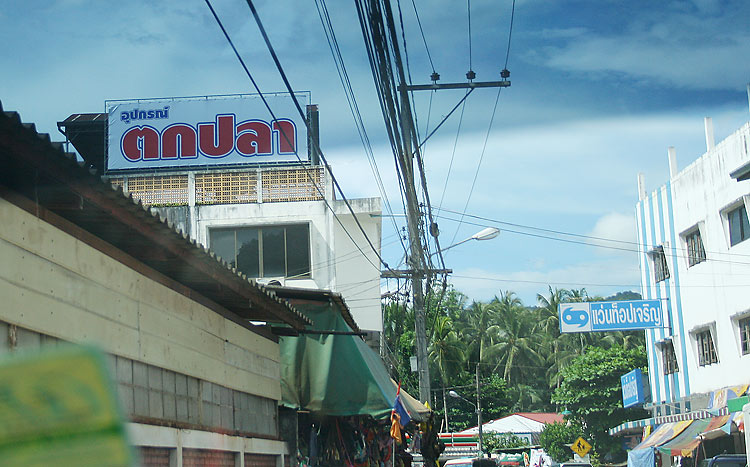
{"left": 59, "top": 102, "right": 384, "bottom": 337}
{"left": 0, "top": 102, "right": 312, "bottom": 466}
{"left": 636, "top": 115, "right": 750, "bottom": 414}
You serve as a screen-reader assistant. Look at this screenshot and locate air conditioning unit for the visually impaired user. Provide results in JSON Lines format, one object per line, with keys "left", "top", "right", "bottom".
{"left": 256, "top": 277, "right": 285, "bottom": 287}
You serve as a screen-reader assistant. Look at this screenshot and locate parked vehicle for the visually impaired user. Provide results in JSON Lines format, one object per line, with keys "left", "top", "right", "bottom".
{"left": 443, "top": 458, "right": 497, "bottom": 467}
{"left": 698, "top": 454, "right": 747, "bottom": 467}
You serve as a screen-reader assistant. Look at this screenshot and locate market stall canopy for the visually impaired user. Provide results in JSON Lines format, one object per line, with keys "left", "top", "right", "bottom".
{"left": 633, "top": 420, "right": 692, "bottom": 450}
{"left": 657, "top": 416, "right": 730, "bottom": 456}
{"left": 458, "top": 413, "right": 563, "bottom": 435}
{"left": 279, "top": 299, "right": 428, "bottom": 421}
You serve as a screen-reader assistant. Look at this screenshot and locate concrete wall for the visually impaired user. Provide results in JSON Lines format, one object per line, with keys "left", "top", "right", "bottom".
{"left": 637, "top": 122, "right": 750, "bottom": 408}
{"left": 156, "top": 196, "right": 383, "bottom": 332}
{"left": 0, "top": 196, "right": 281, "bottom": 401}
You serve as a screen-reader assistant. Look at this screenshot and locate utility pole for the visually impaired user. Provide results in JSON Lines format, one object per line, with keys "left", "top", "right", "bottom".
{"left": 394, "top": 77, "right": 510, "bottom": 405}
{"left": 369, "top": 0, "right": 510, "bottom": 406}
{"left": 476, "top": 363, "right": 483, "bottom": 457}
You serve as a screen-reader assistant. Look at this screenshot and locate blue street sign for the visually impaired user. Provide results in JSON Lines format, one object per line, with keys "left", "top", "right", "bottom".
{"left": 621, "top": 368, "right": 646, "bottom": 408}
{"left": 558, "top": 300, "right": 662, "bottom": 333}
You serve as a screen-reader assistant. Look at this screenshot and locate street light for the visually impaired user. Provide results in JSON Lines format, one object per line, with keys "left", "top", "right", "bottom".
{"left": 449, "top": 365, "right": 483, "bottom": 457}
{"left": 433, "top": 227, "right": 500, "bottom": 256}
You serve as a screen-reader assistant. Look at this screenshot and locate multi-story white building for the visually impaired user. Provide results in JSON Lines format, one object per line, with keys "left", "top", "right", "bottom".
{"left": 636, "top": 112, "right": 750, "bottom": 414}
{"left": 59, "top": 95, "right": 384, "bottom": 338}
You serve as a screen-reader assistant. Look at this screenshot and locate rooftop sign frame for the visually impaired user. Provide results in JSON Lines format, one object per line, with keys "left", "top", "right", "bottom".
{"left": 105, "top": 92, "right": 310, "bottom": 173}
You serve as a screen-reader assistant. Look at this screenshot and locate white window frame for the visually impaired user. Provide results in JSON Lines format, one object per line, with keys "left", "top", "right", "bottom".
{"left": 689, "top": 323, "right": 719, "bottom": 367}
{"left": 730, "top": 309, "right": 750, "bottom": 357}
{"left": 207, "top": 222, "right": 312, "bottom": 280}
{"left": 720, "top": 196, "right": 750, "bottom": 248}
{"left": 680, "top": 222, "right": 706, "bottom": 268}
{"left": 649, "top": 245, "right": 670, "bottom": 283}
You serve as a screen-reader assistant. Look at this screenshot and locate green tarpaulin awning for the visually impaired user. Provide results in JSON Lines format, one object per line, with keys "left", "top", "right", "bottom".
{"left": 279, "top": 301, "right": 428, "bottom": 421}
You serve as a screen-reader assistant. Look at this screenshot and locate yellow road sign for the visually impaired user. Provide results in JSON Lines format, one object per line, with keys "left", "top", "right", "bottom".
{"left": 571, "top": 436, "right": 592, "bottom": 457}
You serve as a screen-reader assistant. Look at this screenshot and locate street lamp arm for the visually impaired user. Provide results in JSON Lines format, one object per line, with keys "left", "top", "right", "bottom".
{"left": 448, "top": 390, "right": 476, "bottom": 408}
{"left": 430, "top": 227, "right": 500, "bottom": 257}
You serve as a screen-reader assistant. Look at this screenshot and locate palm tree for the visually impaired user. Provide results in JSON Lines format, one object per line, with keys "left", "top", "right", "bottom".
{"left": 462, "top": 301, "right": 501, "bottom": 365}
{"left": 489, "top": 307, "right": 542, "bottom": 385}
{"left": 429, "top": 315, "right": 466, "bottom": 431}
{"left": 534, "top": 286, "right": 570, "bottom": 338}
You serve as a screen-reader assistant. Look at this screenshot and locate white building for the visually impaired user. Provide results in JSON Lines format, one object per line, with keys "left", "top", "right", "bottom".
{"left": 59, "top": 98, "right": 384, "bottom": 337}
{"left": 636, "top": 111, "right": 750, "bottom": 414}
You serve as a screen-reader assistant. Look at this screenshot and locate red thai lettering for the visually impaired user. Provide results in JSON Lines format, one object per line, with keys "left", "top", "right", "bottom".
{"left": 162, "top": 124, "right": 197, "bottom": 159}
{"left": 236, "top": 120, "right": 272, "bottom": 156}
{"left": 198, "top": 115, "right": 235, "bottom": 158}
{"left": 272, "top": 119, "right": 296, "bottom": 154}
{"left": 121, "top": 127, "right": 159, "bottom": 161}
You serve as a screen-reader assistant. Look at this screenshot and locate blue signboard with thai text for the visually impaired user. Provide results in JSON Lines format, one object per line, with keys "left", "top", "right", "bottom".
{"left": 558, "top": 300, "right": 662, "bottom": 333}
{"left": 621, "top": 368, "right": 646, "bottom": 408}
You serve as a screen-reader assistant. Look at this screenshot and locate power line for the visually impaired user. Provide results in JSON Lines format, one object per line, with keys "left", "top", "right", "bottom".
{"left": 504, "top": 0, "right": 517, "bottom": 70}
{"left": 409, "top": 0, "right": 435, "bottom": 73}
{"left": 449, "top": 86, "right": 503, "bottom": 247}
{"left": 435, "top": 208, "right": 750, "bottom": 264}
{"left": 240, "top": 0, "right": 394, "bottom": 274}
{"left": 314, "top": 0, "right": 408, "bottom": 259}
{"left": 452, "top": 274, "right": 750, "bottom": 289}
{"left": 438, "top": 90, "right": 469, "bottom": 212}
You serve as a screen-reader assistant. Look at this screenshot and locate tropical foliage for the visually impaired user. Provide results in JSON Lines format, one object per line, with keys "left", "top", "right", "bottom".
{"left": 382, "top": 285, "right": 648, "bottom": 444}
{"left": 551, "top": 345, "right": 649, "bottom": 462}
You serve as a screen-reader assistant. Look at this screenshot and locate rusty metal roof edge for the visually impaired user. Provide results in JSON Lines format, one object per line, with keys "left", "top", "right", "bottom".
{"left": 1, "top": 102, "right": 311, "bottom": 328}
{"left": 265, "top": 286, "right": 360, "bottom": 333}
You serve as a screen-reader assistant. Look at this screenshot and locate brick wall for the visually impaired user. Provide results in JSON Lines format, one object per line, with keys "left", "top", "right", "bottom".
{"left": 183, "top": 449, "right": 235, "bottom": 467}
{"left": 139, "top": 447, "right": 172, "bottom": 466}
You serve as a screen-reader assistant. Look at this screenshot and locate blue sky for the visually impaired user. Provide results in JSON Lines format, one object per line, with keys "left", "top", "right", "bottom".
{"left": 2, "top": 0, "right": 749, "bottom": 306}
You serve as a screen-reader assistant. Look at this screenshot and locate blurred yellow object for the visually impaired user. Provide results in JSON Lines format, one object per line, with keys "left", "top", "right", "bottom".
{"left": 0, "top": 344, "right": 132, "bottom": 466}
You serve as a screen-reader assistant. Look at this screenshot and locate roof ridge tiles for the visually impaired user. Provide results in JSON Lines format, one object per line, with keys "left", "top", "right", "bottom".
{"left": 0, "top": 100, "right": 311, "bottom": 330}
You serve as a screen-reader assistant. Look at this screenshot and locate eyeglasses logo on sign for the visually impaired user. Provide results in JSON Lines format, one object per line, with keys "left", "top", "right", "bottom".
{"left": 560, "top": 304, "right": 592, "bottom": 332}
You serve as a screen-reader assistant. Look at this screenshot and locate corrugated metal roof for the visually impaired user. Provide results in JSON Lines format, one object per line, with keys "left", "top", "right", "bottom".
{"left": 266, "top": 285, "right": 361, "bottom": 333}
{"left": 0, "top": 101, "right": 311, "bottom": 334}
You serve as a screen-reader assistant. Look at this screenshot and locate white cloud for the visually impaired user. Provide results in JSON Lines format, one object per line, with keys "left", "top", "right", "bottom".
{"left": 586, "top": 212, "right": 637, "bottom": 256}
{"left": 451, "top": 256, "right": 642, "bottom": 306}
{"left": 533, "top": 3, "right": 750, "bottom": 91}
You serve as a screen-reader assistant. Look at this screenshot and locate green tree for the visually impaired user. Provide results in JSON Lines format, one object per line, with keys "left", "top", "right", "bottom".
{"left": 483, "top": 432, "right": 527, "bottom": 453}
{"left": 446, "top": 374, "right": 512, "bottom": 431}
{"left": 552, "top": 346, "right": 649, "bottom": 462}
{"left": 463, "top": 301, "right": 501, "bottom": 365}
{"left": 538, "top": 421, "right": 584, "bottom": 463}
{"left": 490, "top": 307, "right": 542, "bottom": 385}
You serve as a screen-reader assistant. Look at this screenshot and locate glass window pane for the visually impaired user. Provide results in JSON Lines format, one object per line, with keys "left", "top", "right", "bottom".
{"left": 741, "top": 207, "right": 749, "bottom": 241}
{"left": 209, "top": 230, "right": 236, "bottom": 268}
{"left": 286, "top": 224, "right": 310, "bottom": 278}
{"left": 236, "top": 228, "right": 260, "bottom": 278}
{"left": 262, "top": 227, "right": 285, "bottom": 277}
{"left": 730, "top": 208, "right": 742, "bottom": 245}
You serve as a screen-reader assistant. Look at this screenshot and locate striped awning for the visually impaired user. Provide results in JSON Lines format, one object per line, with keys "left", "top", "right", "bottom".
{"left": 609, "top": 406, "right": 731, "bottom": 436}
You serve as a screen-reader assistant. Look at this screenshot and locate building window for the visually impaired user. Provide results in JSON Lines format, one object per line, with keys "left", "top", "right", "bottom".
{"left": 696, "top": 330, "right": 718, "bottom": 366}
{"left": 685, "top": 229, "right": 706, "bottom": 267}
{"left": 728, "top": 204, "right": 750, "bottom": 246}
{"left": 740, "top": 317, "right": 750, "bottom": 356}
{"left": 662, "top": 341, "right": 679, "bottom": 375}
{"left": 209, "top": 224, "right": 311, "bottom": 279}
{"left": 651, "top": 246, "right": 670, "bottom": 283}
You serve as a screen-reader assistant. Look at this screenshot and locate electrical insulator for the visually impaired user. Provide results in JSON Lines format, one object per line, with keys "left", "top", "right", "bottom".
{"left": 466, "top": 70, "right": 476, "bottom": 80}
{"left": 500, "top": 68, "right": 510, "bottom": 79}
